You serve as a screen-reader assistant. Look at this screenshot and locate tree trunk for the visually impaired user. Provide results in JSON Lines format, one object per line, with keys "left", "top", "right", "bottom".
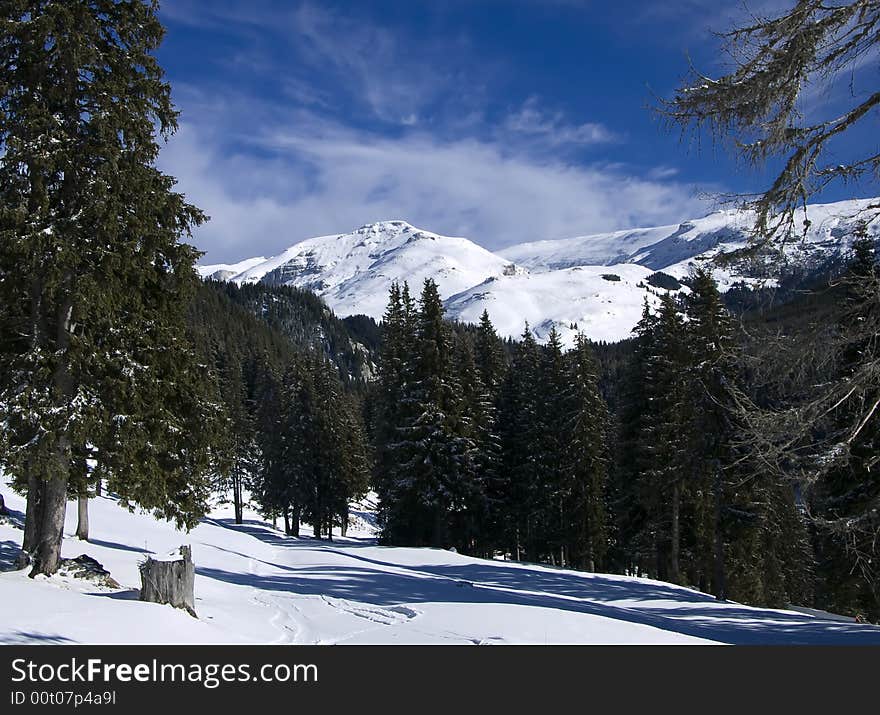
{"left": 75, "top": 494, "right": 89, "bottom": 541}
{"left": 327, "top": 516, "right": 333, "bottom": 542}
{"left": 670, "top": 481, "right": 681, "bottom": 585}
{"left": 95, "top": 478, "right": 102, "bottom": 497}
{"left": 283, "top": 509, "right": 291, "bottom": 535}
{"left": 28, "top": 290, "right": 75, "bottom": 578}
{"left": 139, "top": 545, "right": 196, "bottom": 617}
{"left": 432, "top": 507, "right": 445, "bottom": 548}
{"left": 30, "top": 473, "right": 68, "bottom": 578}
{"left": 232, "top": 474, "right": 243, "bottom": 525}
{"left": 17, "top": 467, "right": 42, "bottom": 569}
{"left": 291, "top": 505, "right": 300, "bottom": 537}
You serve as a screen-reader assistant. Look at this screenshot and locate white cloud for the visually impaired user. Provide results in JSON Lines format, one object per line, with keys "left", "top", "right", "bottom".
{"left": 159, "top": 102, "right": 709, "bottom": 263}
{"left": 156, "top": 1, "right": 714, "bottom": 264}
{"left": 503, "top": 97, "right": 619, "bottom": 147}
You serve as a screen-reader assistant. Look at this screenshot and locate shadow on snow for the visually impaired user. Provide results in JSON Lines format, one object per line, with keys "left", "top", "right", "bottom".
{"left": 200, "top": 518, "right": 880, "bottom": 645}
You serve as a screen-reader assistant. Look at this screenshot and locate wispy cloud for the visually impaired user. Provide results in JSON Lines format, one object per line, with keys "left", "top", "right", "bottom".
{"left": 287, "top": 3, "right": 494, "bottom": 127}
{"left": 161, "top": 93, "right": 709, "bottom": 262}
{"left": 502, "top": 97, "right": 619, "bottom": 148}
{"left": 157, "top": 1, "right": 714, "bottom": 263}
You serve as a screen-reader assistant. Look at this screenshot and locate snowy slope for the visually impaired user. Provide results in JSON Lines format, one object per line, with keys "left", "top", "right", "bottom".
{"left": 445, "top": 264, "right": 664, "bottom": 345}
{"left": 220, "top": 220, "right": 518, "bottom": 322}
{"left": 197, "top": 256, "right": 267, "bottom": 282}
{"left": 197, "top": 199, "right": 879, "bottom": 345}
{"left": 504, "top": 198, "right": 880, "bottom": 274}
{"left": 3, "top": 480, "right": 880, "bottom": 645}
{"left": 499, "top": 223, "right": 686, "bottom": 270}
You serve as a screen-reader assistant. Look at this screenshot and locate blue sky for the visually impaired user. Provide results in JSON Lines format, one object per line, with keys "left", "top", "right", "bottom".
{"left": 155, "top": 0, "right": 876, "bottom": 263}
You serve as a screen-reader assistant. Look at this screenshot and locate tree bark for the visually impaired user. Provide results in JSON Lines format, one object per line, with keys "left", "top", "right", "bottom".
{"left": 76, "top": 494, "right": 89, "bottom": 541}
{"left": 291, "top": 505, "right": 300, "bottom": 537}
{"left": 232, "top": 474, "right": 243, "bottom": 525}
{"left": 28, "top": 289, "right": 75, "bottom": 577}
{"left": 18, "top": 467, "right": 42, "bottom": 568}
{"left": 30, "top": 473, "right": 68, "bottom": 578}
{"left": 139, "top": 545, "right": 196, "bottom": 617}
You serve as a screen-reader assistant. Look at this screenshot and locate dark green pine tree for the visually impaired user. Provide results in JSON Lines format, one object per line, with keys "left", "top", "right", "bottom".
{"left": 637, "top": 294, "right": 689, "bottom": 583}
{"left": 215, "top": 350, "right": 260, "bottom": 525}
{"left": 564, "top": 333, "right": 610, "bottom": 572}
{"left": 538, "top": 327, "right": 571, "bottom": 565}
{"left": 682, "top": 267, "right": 737, "bottom": 597}
{"left": 300, "top": 352, "right": 370, "bottom": 540}
{"left": 251, "top": 356, "right": 292, "bottom": 531}
{"left": 474, "top": 309, "right": 506, "bottom": 398}
{"left": 611, "top": 300, "right": 659, "bottom": 576}
{"left": 373, "top": 282, "right": 420, "bottom": 544}
{"left": 398, "top": 279, "right": 475, "bottom": 547}
{"left": 0, "top": 0, "right": 219, "bottom": 575}
{"left": 472, "top": 310, "right": 507, "bottom": 554}
{"left": 497, "top": 324, "right": 543, "bottom": 560}
{"left": 451, "top": 335, "right": 493, "bottom": 554}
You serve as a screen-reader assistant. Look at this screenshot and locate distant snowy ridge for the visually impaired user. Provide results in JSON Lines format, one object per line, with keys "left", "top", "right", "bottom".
{"left": 198, "top": 198, "right": 879, "bottom": 345}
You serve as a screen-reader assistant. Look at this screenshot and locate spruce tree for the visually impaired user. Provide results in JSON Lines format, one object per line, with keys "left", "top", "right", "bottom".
{"left": 565, "top": 334, "right": 610, "bottom": 571}
{"left": 0, "top": 0, "right": 216, "bottom": 575}
{"left": 682, "top": 268, "right": 737, "bottom": 596}
{"left": 497, "top": 325, "right": 543, "bottom": 560}
{"left": 636, "top": 294, "right": 688, "bottom": 582}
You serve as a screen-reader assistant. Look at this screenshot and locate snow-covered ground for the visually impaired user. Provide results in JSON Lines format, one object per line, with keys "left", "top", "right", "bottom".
{"left": 2, "top": 480, "right": 879, "bottom": 645}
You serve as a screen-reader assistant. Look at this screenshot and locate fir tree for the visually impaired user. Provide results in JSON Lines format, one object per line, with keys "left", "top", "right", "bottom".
{"left": 497, "top": 325, "right": 543, "bottom": 560}
{"left": 0, "top": 0, "right": 216, "bottom": 575}
{"left": 565, "top": 334, "right": 610, "bottom": 571}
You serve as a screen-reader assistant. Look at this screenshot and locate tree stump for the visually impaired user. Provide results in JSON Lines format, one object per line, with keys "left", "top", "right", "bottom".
{"left": 139, "top": 545, "right": 196, "bottom": 617}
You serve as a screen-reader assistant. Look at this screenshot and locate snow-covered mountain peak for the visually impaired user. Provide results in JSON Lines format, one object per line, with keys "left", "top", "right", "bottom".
{"left": 198, "top": 197, "right": 879, "bottom": 346}
{"left": 202, "top": 220, "right": 518, "bottom": 322}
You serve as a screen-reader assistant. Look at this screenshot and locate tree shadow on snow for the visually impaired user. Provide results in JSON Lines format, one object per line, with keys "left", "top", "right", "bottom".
{"left": 0, "top": 539, "right": 24, "bottom": 572}
{"left": 1, "top": 631, "right": 77, "bottom": 645}
{"left": 194, "top": 520, "right": 880, "bottom": 645}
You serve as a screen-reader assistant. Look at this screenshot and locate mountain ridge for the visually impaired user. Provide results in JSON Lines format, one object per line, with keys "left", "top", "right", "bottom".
{"left": 198, "top": 198, "right": 880, "bottom": 345}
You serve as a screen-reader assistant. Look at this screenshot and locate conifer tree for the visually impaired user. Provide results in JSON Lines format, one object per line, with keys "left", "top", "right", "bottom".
{"left": 452, "top": 336, "right": 492, "bottom": 554}
{"left": 373, "top": 282, "right": 420, "bottom": 543}
{"left": 539, "top": 327, "right": 570, "bottom": 564}
{"left": 612, "top": 301, "right": 659, "bottom": 576}
{"left": 565, "top": 334, "right": 610, "bottom": 571}
{"left": 682, "top": 268, "right": 737, "bottom": 596}
{"left": 636, "top": 294, "right": 688, "bottom": 582}
{"left": 497, "top": 325, "right": 543, "bottom": 560}
{"left": 0, "top": 0, "right": 216, "bottom": 575}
